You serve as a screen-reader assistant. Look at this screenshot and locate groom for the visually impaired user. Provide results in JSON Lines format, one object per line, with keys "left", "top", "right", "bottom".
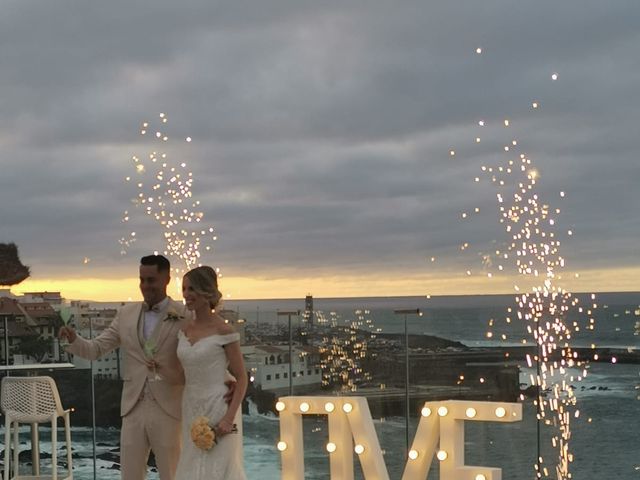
{"left": 59, "top": 254, "right": 187, "bottom": 480}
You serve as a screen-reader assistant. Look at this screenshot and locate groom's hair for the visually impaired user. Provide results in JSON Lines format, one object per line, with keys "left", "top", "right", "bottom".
{"left": 140, "top": 254, "right": 171, "bottom": 273}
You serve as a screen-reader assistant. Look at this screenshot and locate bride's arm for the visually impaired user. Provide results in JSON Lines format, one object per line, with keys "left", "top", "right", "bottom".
{"left": 218, "top": 341, "right": 248, "bottom": 434}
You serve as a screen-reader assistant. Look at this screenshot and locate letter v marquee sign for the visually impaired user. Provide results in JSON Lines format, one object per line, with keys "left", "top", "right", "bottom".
{"left": 276, "top": 396, "right": 522, "bottom": 480}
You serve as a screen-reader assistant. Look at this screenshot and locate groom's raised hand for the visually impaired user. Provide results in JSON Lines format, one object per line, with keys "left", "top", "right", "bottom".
{"left": 58, "top": 326, "right": 77, "bottom": 343}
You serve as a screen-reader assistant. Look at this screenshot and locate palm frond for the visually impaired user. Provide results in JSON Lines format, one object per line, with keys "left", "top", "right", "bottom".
{"left": 0, "top": 243, "right": 30, "bottom": 286}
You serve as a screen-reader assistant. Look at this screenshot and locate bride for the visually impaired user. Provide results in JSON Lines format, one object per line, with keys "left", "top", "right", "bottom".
{"left": 174, "top": 266, "right": 248, "bottom": 479}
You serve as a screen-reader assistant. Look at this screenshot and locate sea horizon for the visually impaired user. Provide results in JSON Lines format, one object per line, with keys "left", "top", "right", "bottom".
{"left": 84, "top": 290, "right": 640, "bottom": 311}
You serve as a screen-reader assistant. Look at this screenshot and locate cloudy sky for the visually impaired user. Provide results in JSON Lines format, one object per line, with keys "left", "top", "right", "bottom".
{"left": 1, "top": 0, "right": 639, "bottom": 301}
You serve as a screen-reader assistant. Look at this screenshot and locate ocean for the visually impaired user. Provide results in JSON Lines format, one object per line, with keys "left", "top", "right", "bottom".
{"left": 5, "top": 293, "right": 639, "bottom": 479}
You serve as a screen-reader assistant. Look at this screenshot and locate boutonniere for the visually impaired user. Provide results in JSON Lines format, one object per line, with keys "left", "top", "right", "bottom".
{"left": 164, "top": 308, "right": 184, "bottom": 323}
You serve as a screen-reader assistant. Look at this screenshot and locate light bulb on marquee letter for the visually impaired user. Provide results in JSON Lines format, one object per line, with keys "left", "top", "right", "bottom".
{"left": 408, "top": 450, "right": 419, "bottom": 460}
{"left": 437, "top": 450, "right": 448, "bottom": 461}
{"left": 354, "top": 444, "right": 365, "bottom": 455}
{"left": 476, "top": 474, "right": 487, "bottom": 480}
{"left": 299, "top": 402, "right": 310, "bottom": 413}
{"left": 438, "top": 406, "right": 449, "bottom": 417}
{"left": 495, "top": 407, "right": 506, "bottom": 418}
{"left": 324, "top": 402, "right": 335, "bottom": 413}
{"left": 342, "top": 403, "right": 353, "bottom": 413}
{"left": 277, "top": 441, "right": 287, "bottom": 452}
{"left": 421, "top": 407, "right": 432, "bottom": 417}
{"left": 275, "top": 401, "right": 286, "bottom": 412}
{"left": 466, "top": 407, "right": 477, "bottom": 418}
{"left": 326, "top": 442, "right": 337, "bottom": 453}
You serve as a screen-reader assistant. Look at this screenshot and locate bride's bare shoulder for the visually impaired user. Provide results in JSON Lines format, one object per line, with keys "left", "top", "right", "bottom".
{"left": 217, "top": 321, "right": 237, "bottom": 336}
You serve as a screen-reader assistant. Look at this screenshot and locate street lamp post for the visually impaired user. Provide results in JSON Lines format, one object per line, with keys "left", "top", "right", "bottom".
{"left": 394, "top": 308, "right": 421, "bottom": 456}
{"left": 277, "top": 310, "right": 300, "bottom": 396}
{"left": 2, "top": 314, "right": 9, "bottom": 366}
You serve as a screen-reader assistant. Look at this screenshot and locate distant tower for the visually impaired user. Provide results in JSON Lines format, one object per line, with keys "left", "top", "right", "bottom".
{"left": 304, "top": 294, "right": 314, "bottom": 327}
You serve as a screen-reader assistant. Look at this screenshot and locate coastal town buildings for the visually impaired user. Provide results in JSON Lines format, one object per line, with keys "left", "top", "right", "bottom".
{"left": 2, "top": 290, "right": 321, "bottom": 394}
{"left": 20, "top": 302, "right": 58, "bottom": 340}
{"left": 0, "top": 290, "right": 123, "bottom": 368}
{"left": 0, "top": 296, "right": 40, "bottom": 362}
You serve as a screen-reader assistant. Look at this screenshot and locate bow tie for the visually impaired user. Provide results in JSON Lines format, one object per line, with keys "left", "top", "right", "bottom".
{"left": 143, "top": 303, "right": 161, "bottom": 313}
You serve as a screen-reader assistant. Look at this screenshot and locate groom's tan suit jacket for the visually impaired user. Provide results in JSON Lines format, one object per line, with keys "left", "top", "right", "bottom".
{"left": 66, "top": 298, "right": 188, "bottom": 419}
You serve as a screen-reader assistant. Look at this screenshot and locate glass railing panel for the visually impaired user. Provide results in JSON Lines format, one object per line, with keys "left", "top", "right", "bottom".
{"left": 4, "top": 298, "right": 636, "bottom": 480}
{"left": 567, "top": 295, "right": 640, "bottom": 479}
{"left": 25, "top": 295, "right": 633, "bottom": 480}
{"left": 81, "top": 317, "right": 158, "bottom": 480}
{"left": 0, "top": 318, "right": 83, "bottom": 477}
{"left": 7, "top": 313, "right": 140, "bottom": 480}
{"left": 405, "top": 301, "right": 534, "bottom": 479}
{"left": 416, "top": 294, "right": 640, "bottom": 480}
{"left": 243, "top": 398, "right": 281, "bottom": 479}
{"left": 54, "top": 366, "right": 98, "bottom": 479}
{"left": 463, "top": 405, "right": 535, "bottom": 476}
{"left": 239, "top": 307, "right": 282, "bottom": 477}
{"left": 562, "top": 362, "right": 639, "bottom": 479}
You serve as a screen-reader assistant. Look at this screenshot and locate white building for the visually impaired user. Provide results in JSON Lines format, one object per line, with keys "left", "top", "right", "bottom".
{"left": 0, "top": 289, "right": 17, "bottom": 299}
{"left": 242, "top": 345, "right": 322, "bottom": 392}
{"left": 21, "top": 291, "right": 63, "bottom": 306}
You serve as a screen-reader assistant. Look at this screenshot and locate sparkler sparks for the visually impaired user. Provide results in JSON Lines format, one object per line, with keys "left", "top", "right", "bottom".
{"left": 475, "top": 148, "right": 593, "bottom": 479}
{"left": 120, "top": 113, "right": 217, "bottom": 277}
{"left": 436, "top": 51, "right": 592, "bottom": 477}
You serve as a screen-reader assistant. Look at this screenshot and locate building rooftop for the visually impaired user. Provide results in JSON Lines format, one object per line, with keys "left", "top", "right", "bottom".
{"left": 255, "top": 345, "right": 287, "bottom": 354}
{"left": 0, "top": 297, "right": 26, "bottom": 315}
{"left": 20, "top": 302, "right": 58, "bottom": 325}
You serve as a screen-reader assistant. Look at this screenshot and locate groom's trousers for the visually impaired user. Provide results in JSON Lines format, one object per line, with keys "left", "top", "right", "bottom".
{"left": 120, "top": 389, "right": 182, "bottom": 480}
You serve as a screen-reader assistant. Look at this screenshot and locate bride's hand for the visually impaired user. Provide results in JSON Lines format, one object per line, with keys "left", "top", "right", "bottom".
{"left": 216, "top": 418, "right": 236, "bottom": 435}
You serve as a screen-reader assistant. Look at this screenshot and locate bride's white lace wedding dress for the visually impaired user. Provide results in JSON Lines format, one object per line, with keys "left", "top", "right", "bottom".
{"left": 174, "top": 331, "right": 246, "bottom": 479}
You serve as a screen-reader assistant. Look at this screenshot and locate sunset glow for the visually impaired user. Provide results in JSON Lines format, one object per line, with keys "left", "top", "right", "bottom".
{"left": 11, "top": 266, "right": 640, "bottom": 302}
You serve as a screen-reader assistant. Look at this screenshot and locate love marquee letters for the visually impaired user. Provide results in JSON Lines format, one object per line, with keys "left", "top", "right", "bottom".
{"left": 276, "top": 396, "right": 522, "bottom": 480}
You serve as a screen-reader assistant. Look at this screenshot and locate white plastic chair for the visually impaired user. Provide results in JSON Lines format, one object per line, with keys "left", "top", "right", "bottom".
{"left": 1, "top": 376, "right": 72, "bottom": 480}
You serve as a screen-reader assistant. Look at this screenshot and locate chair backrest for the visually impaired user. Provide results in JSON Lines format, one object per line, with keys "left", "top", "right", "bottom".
{"left": 1, "top": 376, "right": 64, "bottom": 422}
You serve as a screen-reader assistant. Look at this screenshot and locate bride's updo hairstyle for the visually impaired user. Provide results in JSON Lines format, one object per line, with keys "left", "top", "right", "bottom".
{"left": 183, "top": 266, "right": 223, "bottom": 310}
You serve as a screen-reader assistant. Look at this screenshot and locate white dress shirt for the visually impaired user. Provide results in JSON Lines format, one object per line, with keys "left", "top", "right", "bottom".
{"left": 143, "top": 296, "right": 169, "bottom": 339}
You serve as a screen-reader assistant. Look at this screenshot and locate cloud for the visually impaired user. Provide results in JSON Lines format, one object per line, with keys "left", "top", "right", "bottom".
{"left": 1, "top": 0, "right": 639, "bottom": 295}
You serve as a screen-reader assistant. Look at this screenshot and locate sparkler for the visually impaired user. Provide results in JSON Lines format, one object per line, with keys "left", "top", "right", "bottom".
{"left": 452, "top": 120, "right": 596, "bottom": 479}
{"left": 487, "top": 152, "right": 591, "bottom": 479}
{"left": 120, "top": 113, "right": 217, "bottom": 278}
{"left": 438, "top": 58, "right": 597, "bottom": 478}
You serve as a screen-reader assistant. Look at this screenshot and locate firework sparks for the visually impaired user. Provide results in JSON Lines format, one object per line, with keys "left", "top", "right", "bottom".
{"left": 437, "top": 58, "right": 592, "bottom": 475}
{"left": 120, "top": 113, "right": 217, "bottom": 277}
{"left": 477, "top": 148, "right": 593, "bottom": 479}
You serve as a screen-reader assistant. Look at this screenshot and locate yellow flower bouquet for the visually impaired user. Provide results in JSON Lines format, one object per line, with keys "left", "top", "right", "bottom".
{"left": 191, "top": 416, "right": 216, "bottom": 450}
{"left": 190, "top": 416, "right": 237, "bottom": 451}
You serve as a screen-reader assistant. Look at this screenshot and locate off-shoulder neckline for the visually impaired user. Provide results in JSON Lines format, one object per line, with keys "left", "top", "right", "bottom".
{"left": 178, "top": 329, "right": 239, "bottom": 347}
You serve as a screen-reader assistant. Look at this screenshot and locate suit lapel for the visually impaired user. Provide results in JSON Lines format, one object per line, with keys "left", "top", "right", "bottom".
{"left": 135, "top": 304, "right": 147, "bottom": 354}
{"left": 152, "top": 298, "right": 179, "bottom": 352}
